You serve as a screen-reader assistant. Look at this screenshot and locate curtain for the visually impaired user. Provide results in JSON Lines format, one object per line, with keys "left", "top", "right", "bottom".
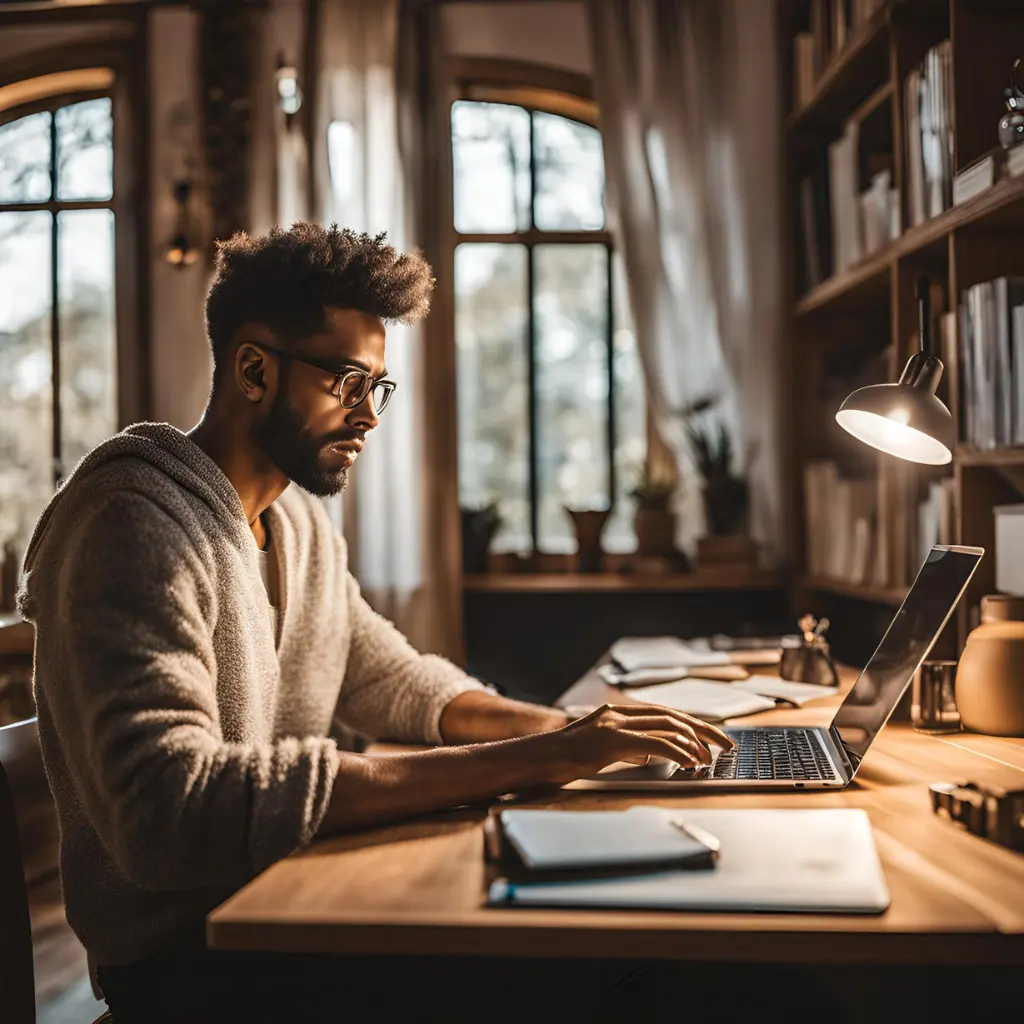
{"left": 313, "top": 0, "right": 462, "bottom": 659}
{"left": 588, "top": 0, "right": 785, "bottom": 559}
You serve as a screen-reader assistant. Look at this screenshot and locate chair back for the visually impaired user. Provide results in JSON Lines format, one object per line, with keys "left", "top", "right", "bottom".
{"left": 0, "top": 718, "right": 39, "bottom": 1024}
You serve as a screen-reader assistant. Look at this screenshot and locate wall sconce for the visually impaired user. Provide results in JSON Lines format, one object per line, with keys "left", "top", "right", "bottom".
{"left": 165, "top": 179, "right": 198, "bottom": 268}
{"left": 275, "top": 55, "right": 302, "bottom": 128}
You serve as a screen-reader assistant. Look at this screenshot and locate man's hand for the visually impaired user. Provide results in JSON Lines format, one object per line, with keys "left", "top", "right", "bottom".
{"left": 439, "top": 690, "right": 569, "bottom": 744}
{"left": 318, "top": 701, "right": 734, "bottom": 835}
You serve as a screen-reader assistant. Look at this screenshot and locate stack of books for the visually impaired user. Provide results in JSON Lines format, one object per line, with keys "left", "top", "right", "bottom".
{"left": 803, "top": 461, "right": 878, "bottom": 585}
{"left": 904, "top": 40, "right": 954, "bottom": 227}
{"left": 957, "top": 277, "right": 1024, "bottom": 450}
{"left": 792, "top": 0, "right": 886, "bottom": 111}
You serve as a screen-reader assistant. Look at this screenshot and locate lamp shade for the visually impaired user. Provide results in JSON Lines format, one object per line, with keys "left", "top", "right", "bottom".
{"left": 836, "top": 380, "right": 954, "bottom": 465}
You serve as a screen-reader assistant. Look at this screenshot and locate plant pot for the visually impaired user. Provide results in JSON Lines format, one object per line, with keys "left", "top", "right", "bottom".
{"left": 460, "top": 507, "right": 500, "bottom": 574}
{"left": 635, "top": 508, "right": 676, "bottom": 557}
{"left": 703, "top": 475, "right": 749, "bottom": 536}
{"left": 956, "top": 594, "right": 1024, "bottom": 736}
{"left": 565, "top": 507, "right": 610, "bottom": 574}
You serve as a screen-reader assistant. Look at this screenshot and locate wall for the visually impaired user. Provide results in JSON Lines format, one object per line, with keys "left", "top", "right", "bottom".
{"left": 148, "top": 6, "right": 212, "bottom": 429}
{"left": 441, "top": 1, "right": 591, "bottom": 73}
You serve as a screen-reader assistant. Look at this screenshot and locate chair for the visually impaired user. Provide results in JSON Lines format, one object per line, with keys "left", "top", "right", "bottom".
{"left": 0, "top": 718, "right": 112, "bottom": 1024}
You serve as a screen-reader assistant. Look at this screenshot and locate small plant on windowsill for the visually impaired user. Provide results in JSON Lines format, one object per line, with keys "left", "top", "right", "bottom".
{"left": 459, "top": 500, "right": 501, "bottom": 575}
{"left": 687, "top": 419, "right": 749, "bottom": 538}
{"left": 628, "top": 465, "right": 678, "bottom": 562}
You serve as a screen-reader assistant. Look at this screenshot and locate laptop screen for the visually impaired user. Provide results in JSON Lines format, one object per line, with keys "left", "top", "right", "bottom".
{"left": 831, "top": 546, "right": 982, "bottom": 763}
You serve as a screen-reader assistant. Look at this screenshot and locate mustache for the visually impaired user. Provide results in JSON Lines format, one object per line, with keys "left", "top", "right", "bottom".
{"left": 322, "top": 428, "right": 365, "bottom": 445}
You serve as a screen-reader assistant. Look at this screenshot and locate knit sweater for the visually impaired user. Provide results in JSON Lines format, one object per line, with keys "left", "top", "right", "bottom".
{"left": 16, "top": 422, "right": 484, "bottom": 966}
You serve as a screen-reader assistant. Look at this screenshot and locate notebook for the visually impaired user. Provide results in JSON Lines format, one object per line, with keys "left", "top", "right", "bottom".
{"left": 487, "top": 806, "right": 719, "bottom": 880}
{"left": 488, "top": 809, "right": 890, "bottom": 915}
{"left": 622, "top": 679, "right": 777, "bottom": 720}
{"left": 609, "top": 637, "right": 731, "bottom": 672}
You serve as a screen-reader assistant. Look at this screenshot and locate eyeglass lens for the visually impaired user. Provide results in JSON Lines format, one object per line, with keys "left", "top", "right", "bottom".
{"left": 338, "top": 373, "right": 393, "bottom": 413}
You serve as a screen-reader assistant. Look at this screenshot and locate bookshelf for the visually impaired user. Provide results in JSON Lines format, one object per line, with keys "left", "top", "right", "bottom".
{"left": 783, "top": 0, "right": 1024, "bottom": 656}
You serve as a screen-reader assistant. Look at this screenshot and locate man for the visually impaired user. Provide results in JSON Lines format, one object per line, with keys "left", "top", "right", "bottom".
{"left": 18, "top": 224, "right": 731, "bottom": 1021}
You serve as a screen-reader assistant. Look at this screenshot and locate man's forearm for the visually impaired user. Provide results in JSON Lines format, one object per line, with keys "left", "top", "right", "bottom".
{"left": 438, "top": 689, "right": 569, "bottom": 744}
{"left": 317, "top": 731, "right": 572, "bottom": 835}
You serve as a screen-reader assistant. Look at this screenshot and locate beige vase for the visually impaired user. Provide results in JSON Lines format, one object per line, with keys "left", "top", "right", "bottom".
{"left": 955, "top": 594, "right": 1024, "bottom": 737}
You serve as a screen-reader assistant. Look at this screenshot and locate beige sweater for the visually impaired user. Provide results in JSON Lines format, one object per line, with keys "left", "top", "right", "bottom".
{"left": 17, "top": 422, "right": 484, "bottom": 965}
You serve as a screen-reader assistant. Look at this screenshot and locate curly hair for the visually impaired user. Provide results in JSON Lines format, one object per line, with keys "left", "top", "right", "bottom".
{"left": 204, "top": 222, "right": 434, "bottom": 383}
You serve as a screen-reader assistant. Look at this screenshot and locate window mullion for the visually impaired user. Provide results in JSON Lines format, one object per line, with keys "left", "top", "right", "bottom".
{"left": 48, "top": 113, "right": 61, "bottom": 487}
{"left": 605, "top": 245, "right": 616, "bottom": 518}
{"left": 527, "top": 112, "right": 539, "bottom": 553}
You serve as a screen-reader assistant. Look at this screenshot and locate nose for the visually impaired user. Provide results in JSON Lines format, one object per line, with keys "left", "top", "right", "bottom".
{"left": 346, "top": 391, "right": 379, "bottom": 432}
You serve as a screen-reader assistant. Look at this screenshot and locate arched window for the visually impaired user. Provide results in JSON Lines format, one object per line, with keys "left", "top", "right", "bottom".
{"left": 0, "top": 75, "right": 116, "bottom": 561}
{"left": 452, "top": 97, "right": 645, "bottom": 556}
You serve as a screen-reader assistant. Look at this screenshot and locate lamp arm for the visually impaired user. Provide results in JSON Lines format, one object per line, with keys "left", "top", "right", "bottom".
{"left": 916, "top": 276, "right": 932, "bottom": 358}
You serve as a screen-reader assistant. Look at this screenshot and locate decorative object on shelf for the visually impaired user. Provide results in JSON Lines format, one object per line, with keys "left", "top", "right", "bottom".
{"left": 955, "top": 594, "right": 1024, "bottom": 737}
{"left": 930, "top": 780, "right": 1024, "bottom": 854}
{"left": 201, "top": 0, "right": 256, "bottom": 243}
{"left": 460, "top": 502, "right": 501, "bottom": 575}
{"left": 687, "top": 419, "right": 749, "bottom": 537}
{"left": 564, "top": 507, "right": 610, "bottom": 574}
{"left": 836, "top": 275, "right": 954, "bottom": 465}
{"left": 911, "top": 660, "right": 961, "bottom": 734}
{"left": 629, "top": 465, "right": 676, "bottom": 558}
{"left": 778, "top": 614, "right": 839, "bottom": 687}
{"left": 165, "top": 180, "right": 199, "bottom": 268}
{"left": 999, "top": 58, "right": 1024, "bottom": 149}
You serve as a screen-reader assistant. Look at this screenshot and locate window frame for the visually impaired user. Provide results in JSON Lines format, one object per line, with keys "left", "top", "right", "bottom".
{"left": 0, "top": 27, "right": 150, "bottom": 442}
{"left": 452, "top": 70, "right": 621, "bottom": 555}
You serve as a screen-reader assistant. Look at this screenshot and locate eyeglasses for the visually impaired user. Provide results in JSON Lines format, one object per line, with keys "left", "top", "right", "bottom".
{"left": 256, "top": 343, "right": 396, "bottom": 414}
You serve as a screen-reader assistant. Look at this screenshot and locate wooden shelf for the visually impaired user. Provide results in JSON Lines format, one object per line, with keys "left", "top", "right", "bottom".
{"left": 463, "top": 569, "right": 784, "bottom": 594}
{"left": 957, "top": 446, "right": 1024, "bottom": 468}
{"left": 799, "top": 575, "right": 908, "bottom": 606}
{"left": 787, "top": 7, "right": 891, "bottom": 133}
{"left": 796, "top": 174, "right": 1024, "bottom": 316}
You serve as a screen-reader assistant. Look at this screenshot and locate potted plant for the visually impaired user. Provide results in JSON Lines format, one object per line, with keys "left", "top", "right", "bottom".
{"left": 629, "top": 465, "right": 677, "bottom": 557}
{"left": 687, "top": 419, "right": 749, "bottom": 537}
{"left": 459, "top": 501, "right": 501, "bottom": 574}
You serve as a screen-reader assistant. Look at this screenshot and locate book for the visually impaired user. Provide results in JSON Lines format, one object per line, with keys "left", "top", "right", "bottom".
{"left": 906, "top": 42, "right": 953, "bottom": 225}
{"left": 954, "top": 153, "right": 997, "bottom": 206}
{"left": 488, "top": 806, "right": 719, "bottom": 880}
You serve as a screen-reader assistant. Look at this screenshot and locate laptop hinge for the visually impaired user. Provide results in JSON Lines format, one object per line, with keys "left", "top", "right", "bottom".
{"left": 827, "top": 725, "right": 860, "bottom": 782}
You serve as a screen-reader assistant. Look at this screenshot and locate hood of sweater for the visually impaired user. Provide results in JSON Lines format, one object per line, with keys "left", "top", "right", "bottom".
{"left": 17, "top": 422, "right": 258, "bottom": 622}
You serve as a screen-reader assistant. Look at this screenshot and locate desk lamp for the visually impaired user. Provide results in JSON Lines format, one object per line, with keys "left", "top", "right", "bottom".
{"left": 835, "top": 276, "right": 954, "bottom": 464}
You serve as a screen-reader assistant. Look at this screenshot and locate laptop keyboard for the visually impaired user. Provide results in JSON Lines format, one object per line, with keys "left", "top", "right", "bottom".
{"left": 706, "top": 728, "right": 837, "bottom": 781}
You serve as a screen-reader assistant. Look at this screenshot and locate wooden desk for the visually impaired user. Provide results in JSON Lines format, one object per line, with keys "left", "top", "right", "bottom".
{"left": 208, "top": 661, "right": 1024, "bottom": 965}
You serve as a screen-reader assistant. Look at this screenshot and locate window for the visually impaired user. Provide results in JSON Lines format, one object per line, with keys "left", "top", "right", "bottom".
{"left": 452, "top": 99, "right": 645, "bottom": 555}
{"left": 0, "top": 92, "right": 117, "bottom": 562}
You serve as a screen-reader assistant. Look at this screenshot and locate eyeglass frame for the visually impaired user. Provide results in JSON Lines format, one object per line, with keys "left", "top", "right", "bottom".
{"left": 253, "top": 342, "right": 397, "bottom": 414}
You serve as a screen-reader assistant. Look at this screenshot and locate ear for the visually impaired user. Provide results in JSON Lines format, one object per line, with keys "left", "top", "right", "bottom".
{"left": 235, "top": 342, "right": 273, "bottom": 404}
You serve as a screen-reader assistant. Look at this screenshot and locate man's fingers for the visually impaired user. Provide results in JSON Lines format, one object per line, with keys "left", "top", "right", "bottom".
{"left": 610, "top": 702, "right": 735, "bottom": 750}
{"left": 622, "top": 730, "right": 703, "bottom": 768}
{"left": 616, "top": 716, "right": 712, "bottom": 763}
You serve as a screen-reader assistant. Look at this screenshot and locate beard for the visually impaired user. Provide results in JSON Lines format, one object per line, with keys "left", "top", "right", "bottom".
{"left": 255, "top": 387, "right": 349, "bottom": 497}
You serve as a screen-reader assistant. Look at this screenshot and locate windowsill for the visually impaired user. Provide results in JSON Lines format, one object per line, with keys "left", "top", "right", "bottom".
{"left": 462, "top": 569, "right": 784, "bottom": 594}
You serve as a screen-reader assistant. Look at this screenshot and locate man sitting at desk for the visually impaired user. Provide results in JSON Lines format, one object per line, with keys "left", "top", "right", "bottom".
{"left": 17, "top": 223, "right": 731, "bottom": 1022}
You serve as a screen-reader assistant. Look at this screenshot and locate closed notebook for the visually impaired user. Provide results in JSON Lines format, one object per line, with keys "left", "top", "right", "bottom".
{"left": 488, "top": 806, "right": 718, "bottom": 881}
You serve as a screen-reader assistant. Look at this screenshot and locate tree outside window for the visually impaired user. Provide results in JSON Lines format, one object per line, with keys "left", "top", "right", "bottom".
{"left": 452, "top": 99, "right": 645, "bottom": 555}
{"left": 0, "top": 95, "right": 117, "bottom": 565}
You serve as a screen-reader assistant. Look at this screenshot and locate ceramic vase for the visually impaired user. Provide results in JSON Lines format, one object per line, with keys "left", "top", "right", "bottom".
{"left": 565, "top": 508, "right": 610, "bottom": 574}
{"left": 955, "top": 594, "right": 1024, "bottom": 737}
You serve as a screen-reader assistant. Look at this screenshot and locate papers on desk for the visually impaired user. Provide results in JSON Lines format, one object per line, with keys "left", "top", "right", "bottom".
{"left": 609, "top": 636, "right": 731, "bottom": 672}
{"left": 597, "top": 664, "right": 748, "bottom": 687}
{"left": 734, "top": 675, "right": 839, "bottom": 706}
{"left": 623, "top": 679, "right": 777, "bottom": 720}
{"left": 488, "top": 809, "right": 890, "bottom": 915}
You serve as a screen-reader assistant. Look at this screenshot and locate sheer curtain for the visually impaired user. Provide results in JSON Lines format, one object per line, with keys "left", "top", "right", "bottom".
{"left": 313, "top": 0, "right": 461, "bottom": 658}
{"left": 588, "top": 0, "right": 785, "bottom": 559}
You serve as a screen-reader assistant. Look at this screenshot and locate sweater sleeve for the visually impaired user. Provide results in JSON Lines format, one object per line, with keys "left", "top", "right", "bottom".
{"left": 333, "top": 572, "right": 486, "bottom": 744}
{"left": 50, "top": 491, "right": 342, "bottom": 891}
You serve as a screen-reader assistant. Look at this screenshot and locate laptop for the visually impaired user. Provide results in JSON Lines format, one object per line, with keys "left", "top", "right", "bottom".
{"left": 569, "top": 544, "right": 983, "bottom": 792}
